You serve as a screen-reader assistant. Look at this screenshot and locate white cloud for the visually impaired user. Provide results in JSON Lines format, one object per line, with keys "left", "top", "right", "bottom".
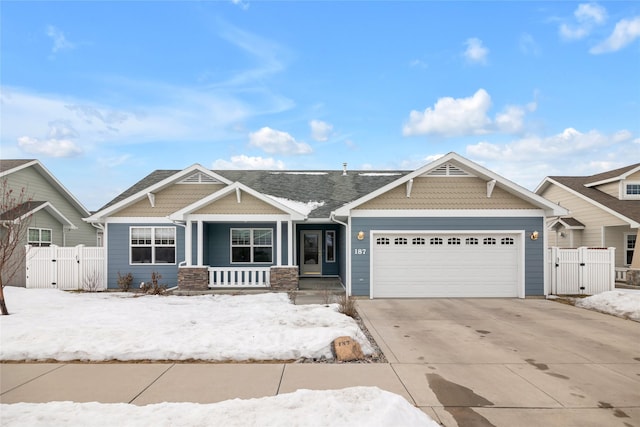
{"left": 590, "top": 16, "right": 640, "bottom": 54}
{"left": 519, "top": 33, "right": 541, "bottom": 56}
{"left": 249, "top": 127, "right": 312, "bottom": 155}
{"left": 495, "top": 101, "right": 537, "bottom": 134}
{"left": 212, "top": 155, "right": 285, "bottom": 169}
{"left": 18, "top": 136, "right": 83, "bottom": 158}
{"left": 403, "top": 89, "right": 492, "bottom": 137}
{"left": 46, "top": 25, "right": 75, "bottom": 54}
{"left": 309, "top": 120, "right": 333, "bottom": 142}
{"left": 560, "top": 2, "right": 607, "bottom": 40}
{"left": 463, "top": 38, "right": 489, "bottom": 65}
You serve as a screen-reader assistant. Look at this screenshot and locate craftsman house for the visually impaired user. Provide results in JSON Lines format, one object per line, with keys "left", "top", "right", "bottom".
{"left": 85, "top": 152, "right": 566, "bottom": 298}
{"left": 535, "top": 163, "right": 640, "bottom": 282}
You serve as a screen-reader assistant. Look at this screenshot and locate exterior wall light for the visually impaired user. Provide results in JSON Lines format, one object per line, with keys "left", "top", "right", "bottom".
{"left": 530, "top": 231, "right": 539, "bottom": 241}
{"left": 357, "top": 231, "right": 365, "bottom": 240}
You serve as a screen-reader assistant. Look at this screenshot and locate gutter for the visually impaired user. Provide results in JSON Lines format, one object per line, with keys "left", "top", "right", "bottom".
{"left": 330, "top": 212, "right": 350, "bottom": 297}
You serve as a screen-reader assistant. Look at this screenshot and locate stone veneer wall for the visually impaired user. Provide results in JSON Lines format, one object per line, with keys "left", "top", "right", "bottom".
{"left": 178, "top": 267, "right": 209, "bottom": 291}
{"left": 628, "top": 269, "right": 640, "bottom": 286}
{"left": 270, "top": 266, "right": 299, "bottom": 290}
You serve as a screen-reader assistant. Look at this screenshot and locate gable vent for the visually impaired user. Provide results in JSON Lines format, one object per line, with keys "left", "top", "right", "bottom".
{"left": 179, "top": 172, "right": 221, "bottom": 184}
{"left": 426, "top": 163, "right": 472, "bottom": 177}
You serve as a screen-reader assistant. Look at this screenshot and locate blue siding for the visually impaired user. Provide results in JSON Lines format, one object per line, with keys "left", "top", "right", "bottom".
{"left": 350, "top": 217, "right": 545, "bottom": 297}
{"left": 205, "top": 222, "right": 283, "bottom": 267}
{"left": 106, "top": 223, "right": 185, "bottom": 289}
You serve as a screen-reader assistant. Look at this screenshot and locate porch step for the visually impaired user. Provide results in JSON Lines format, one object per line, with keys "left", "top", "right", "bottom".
{"left": 298, "top": 277, "right": 344, "bottom": 291}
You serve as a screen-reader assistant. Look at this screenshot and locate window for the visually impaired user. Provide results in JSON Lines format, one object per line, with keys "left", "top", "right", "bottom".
{"left": 394, "top": 237, "right": 407, "bottom": 245}
{"left": 131, "top": 227, "right": 176, "bottom": 264}
{"left": 412, "top": 237, "right": 425, "bottom": 245}
{"left": 626, "top": 234, "right": 636, "bottom": 266}
{"left": 501, "top": 237, "right": 515, "bottom": 245}
{"left": 28, "top": 228, "right": 52, "bottom": 247}
{"left": 231, "top": 228, "right": 273, "bottom": 263}
{"left": 465, "top": 237, "right": 478, "bottom": 245}
{"left": 430, "top": 237, "right": 443, "bottom": 245}
{"left": 376, "top": 237, "right": 390, "bottom": 245}
{"left": 326, "top": 230, "right": 336, "bottom": 263}
{"left": 483, "top": 237, "right": 496, "bottom": 245}
{"left": 448, "top": 237, "right": 461, "bottom": 245}
{"left": 626, "top": 183, "right": 640, "bottom": 197}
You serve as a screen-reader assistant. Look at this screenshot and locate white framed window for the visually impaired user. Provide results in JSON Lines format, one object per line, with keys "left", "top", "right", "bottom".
{"left": 326, "top": 230, "right": 336, "bottom": 263}
{"left": 465, "top": 237, "right": 478, "bottom": 245}
{"left": 625, "top": 182, "right": 640, "bottom": 199}
{"left": 394, "top": 237, "right": 407, "bottom": 245}
{"left": 501, "top": 237, "right": 515, "bottom": 245}
{"left": 448, "top": 237, "right": 461, "bottom": 245}
{"left": 483, "top": 237, "right": 496, "bottom": 245}
{"left": 376, "top": 237, "right": 390, "bottom": 245}
{"left": 130, "top": 227, "right": 176, "bottom": 264}
{"left": 231, "top": 228, "right": 273, "bottom": 263}
{"left": 412, "top": 237, "right": 425, "bottom": 245}
{"left": 625, "top": 233, "right": 636, "bottom": 266}
{"left": 28, "top": 228, "right": 52, "bottom": 247}
{"left": 430, "top": 237, "right": 443, "bottom": 245}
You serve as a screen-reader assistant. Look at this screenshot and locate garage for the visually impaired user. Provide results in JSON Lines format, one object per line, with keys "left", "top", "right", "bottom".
{"left": 371, "top": 232, "right": 523, "bottom": 298}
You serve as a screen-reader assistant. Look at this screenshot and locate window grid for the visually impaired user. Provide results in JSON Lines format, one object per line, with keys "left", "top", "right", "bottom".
{"left": 626, "top": 184, "right": 640, "bottom": 195}
{"left": 412, "top": 237, "right": 425, "bottom": 245}
{"left": 483, "top": 237, "right": 496, "bottom": 245}
{"left": 28, "top": 228, "right": 52, "bottom": 247}
{"left": 448, "top": 237, "right": 461, "bottom": 245}
{"left": 501, "top": 237, "right": 515, "bottom": 245}
{"left": 131, "top": 227, "right": 176, "bottom": 264}
{"left": 231, "top": 228, "right": 273, "bottom": 264}
{"left": 430, "top": 237, "right": 443, "bottom": 245}
{"left": 376, "top": 237, "right": 390, "bottom": 245}
{"left": 465, "top": 237, "right": 478, "bottom": 245}
{"left": 394, "top": 237, "right": 408, "bottom": 245}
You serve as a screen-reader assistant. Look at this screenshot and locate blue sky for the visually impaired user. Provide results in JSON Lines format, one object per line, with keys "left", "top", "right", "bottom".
{"left": 1, "top": 1, "right": 639, "bottom": 210}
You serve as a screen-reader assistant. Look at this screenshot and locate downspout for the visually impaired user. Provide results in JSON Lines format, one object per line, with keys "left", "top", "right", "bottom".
{"left": 330, "top": 212, "right": 350, "bottom": 296}
{"left": 170, "top": 219, "right": 187, "bottom": 267}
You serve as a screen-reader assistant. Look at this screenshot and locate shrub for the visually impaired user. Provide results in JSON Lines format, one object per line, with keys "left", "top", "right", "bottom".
{"left": 141, "top": 272, "right": 167, "bottom": 295}
{"left": 337, "top": 293, "right": 358, "bottom": 318}
{"left": 83, "top": 270, "right": 103, "bottom": 292}
{"left": 117, "top": 272, "right": 133, "bottom": 291}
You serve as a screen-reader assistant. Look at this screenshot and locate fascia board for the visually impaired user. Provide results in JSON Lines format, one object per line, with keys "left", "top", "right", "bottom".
{"left": 585, "top": 165, "right": 640, "bottom": 187}
{"left": 169, "top": 182, "right": 306, "bottom": 221}
{"left": 23, "top": 201, "right": 76, "bottom": 228}
{"left": 546, "top": 178, "right": 640, "bottom": 228}
{"left": 0, "top": 160, "right": 39, "bottom": 177}
{"left": 87, "top": 164, "right": 229, "bottom": 222}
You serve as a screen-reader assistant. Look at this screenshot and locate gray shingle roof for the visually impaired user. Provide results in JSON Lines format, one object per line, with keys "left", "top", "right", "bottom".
{"left": 99, "top": 169, "right": 411, "bottom": 218}
{"left": 0, "top": 159, "right": 36, "bottom": 173}
{"left": 549, "top": 169, "right": 640, "bottom": 224}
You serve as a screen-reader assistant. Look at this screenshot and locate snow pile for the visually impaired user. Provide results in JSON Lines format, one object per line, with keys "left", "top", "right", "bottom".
{"left": 0, "top": 387, "right": 440, "bottom": 427}
{"left": 0, "top": 288, "right": 372, "bottom": 361}
{"left": 575, "top": 290, "right": 640, "bottom": 321}
{"left": 266, "top": 195, "right": 325, "bottom": 215}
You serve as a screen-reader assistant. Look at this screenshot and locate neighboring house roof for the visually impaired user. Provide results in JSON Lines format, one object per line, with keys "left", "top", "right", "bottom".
{"left": 0, "top": 201, "right": 76, "bottom": 228}
{"left": 548, "top": 217, "right": 585, "bottom": 230}
{"left": 536, "top": 164, "right": 640, "bottom": 227}
{"left": 0, "top": 159, "right": 91, "bottom": 218}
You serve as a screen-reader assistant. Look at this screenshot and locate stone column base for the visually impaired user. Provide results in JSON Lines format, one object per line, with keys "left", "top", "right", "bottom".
{"left": 270, "top": 266, "right": 299, "bottom": 290}
{"left": 627, "top": 269, "right": 640, "bottom": 286}
{"left": 178, "top": 267, "right": 209, "bottom": 291}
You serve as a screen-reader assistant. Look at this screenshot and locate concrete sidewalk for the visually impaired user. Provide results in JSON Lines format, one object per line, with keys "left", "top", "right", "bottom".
{"left": 2, "top": 298, "right": 639, "bottom": 427}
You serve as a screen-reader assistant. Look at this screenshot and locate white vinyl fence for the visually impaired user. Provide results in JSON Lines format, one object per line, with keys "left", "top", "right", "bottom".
{"left": 25, "top": 245, "right": 105, "bottom": 290}
{"left": 548, "top": 247, "right": 615, "bottom": 295}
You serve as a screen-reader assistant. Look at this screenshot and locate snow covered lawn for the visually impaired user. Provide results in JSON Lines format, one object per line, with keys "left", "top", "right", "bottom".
{"left": 574, "top": 289, "right": 640, "bottom": 321}
{"left": 0, "top": 387, "right": 439, "bottom": 427}
{"left": 0, "top": 288, "right": 373, "bottom": 362}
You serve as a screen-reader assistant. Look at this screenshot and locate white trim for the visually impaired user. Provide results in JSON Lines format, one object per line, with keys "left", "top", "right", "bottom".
{"left": 129, "top": 226, "right": 177, "bottom": 266}
{"left": 169, "top": 182, "right": 306, "bottom": 221}
{"left": 623, "top": 181, "right": 640, "bottom": 200}
{"left": 369, "top": 229, "right": 526, "bottom": 299}
{"left": 326, "top": 230, "right": 337, "bottom": 263}
{"left": 185, "top": 220, "right": 192, "bottom": 267}
{"left": 230, "top": 228, "right": 274, "bottom": 265}
{"left": 86, "top": 164, "right": 232, "bottom": 222}
{"left": 18, "top": 201, "right": 77, "bottom": 229}
{"left": 350, "top": 209, "right": 546, "bottom": 218}
{"left": 584, "top": 164, "right": 640, "bottom": 187}
{"left": 197, "top": 221, "right": 204, "bottom": 266}
{"left": 185, "top": 214, "right": 293, "bottom": 222}
{"left": 335, "top": 152, "right": 567, "bottom": 217}
{"left": 276, "top": 221, "right": 282, "bottom": 266}
{"left": 287, "top": 220, "right": 293, "bottom": 266}
{"left": 624, "top": 232, "right": 637, "bottom": 267}
{"left": 105, "top": 217, "right": 175, "bottom": 224}
{"left": 2, "top": 160, "right": 92, "bottom": 218}
{"left": 538, "top": 178, "right": 640, "bottom": 228}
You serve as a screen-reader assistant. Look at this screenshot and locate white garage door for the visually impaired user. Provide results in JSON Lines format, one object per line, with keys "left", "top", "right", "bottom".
{"left": 371, "top": 232, "right": 521, "bottom": 298}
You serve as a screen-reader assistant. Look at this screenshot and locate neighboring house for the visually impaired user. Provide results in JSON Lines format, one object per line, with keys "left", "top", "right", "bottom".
{"left": 535, "top": 163, "right": 640, "bottom": 277}
{"left": 85, "top": 152, "right": 566, "bottom": 298}
{"left": 0, "top": 159, "right": 99, "bottom": 286}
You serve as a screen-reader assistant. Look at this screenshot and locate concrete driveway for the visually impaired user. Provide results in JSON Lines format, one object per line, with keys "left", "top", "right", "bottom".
{"left": 356, "top": 298, "right": 640, "bottom": 427}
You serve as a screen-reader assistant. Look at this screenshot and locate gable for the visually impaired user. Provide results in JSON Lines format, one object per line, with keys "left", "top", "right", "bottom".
{"left": 193, "top": 190, "right": 287, "bottom": 215}
{"left": 356, "top": 177, "right": 537, "bottom": 210}
{"left": 113, "top": 183, "right": 224, "bottom": 217}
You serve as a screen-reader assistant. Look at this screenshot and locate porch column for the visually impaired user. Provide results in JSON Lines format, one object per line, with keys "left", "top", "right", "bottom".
{"left": 631, "top": 229, "right": 640, "bottom": 269}
{"left": 276, "top": 220, "right": 282, "bottom": 266}
{"left": 197, "top": 220, "right": 204, "bottom": 266}
{"left": 185, "top": 220, "right": 192, "bottom": 267}
{"left": 287, "top": 220, "right": 293, "bottom": 266}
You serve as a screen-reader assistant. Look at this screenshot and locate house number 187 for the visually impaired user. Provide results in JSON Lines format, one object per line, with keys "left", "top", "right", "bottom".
{"left": 354, "top": 248, "right": 367, "bottom": 255}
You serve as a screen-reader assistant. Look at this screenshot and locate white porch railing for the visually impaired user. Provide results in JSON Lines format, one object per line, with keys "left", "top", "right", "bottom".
{"left": 615, "top": 268, "right": 628, "bottom": 282}
{"left": 208, "top": 267, "right": 270, "bottom": 288}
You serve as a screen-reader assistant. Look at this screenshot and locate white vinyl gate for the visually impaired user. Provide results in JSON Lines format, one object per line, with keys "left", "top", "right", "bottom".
{"left": 548, "top": 247, "right": 615, "bottom": 295}
{"left": 25, "top": 245, "right": 105, "bottom": 290}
